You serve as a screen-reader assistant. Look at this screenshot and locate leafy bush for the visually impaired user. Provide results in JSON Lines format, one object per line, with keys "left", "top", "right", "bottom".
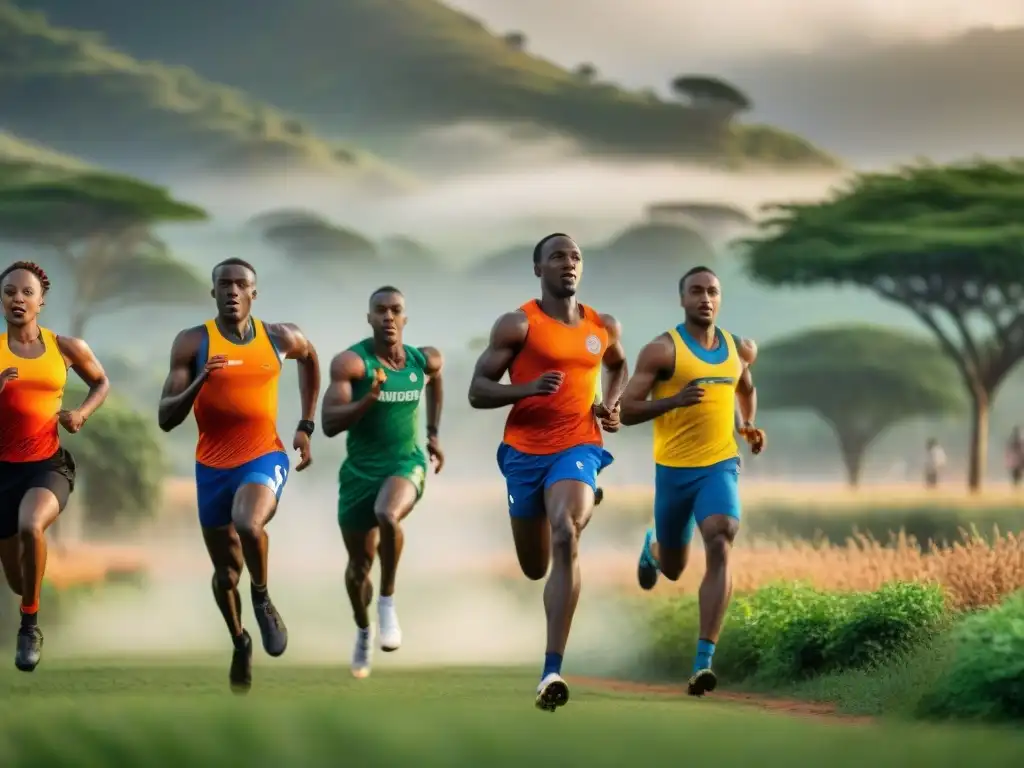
{"left": 918, "top": 590, "right": 1024, "bottom": 720}
{"left": 643, "top": 581, "right": 949, "bottom": 685}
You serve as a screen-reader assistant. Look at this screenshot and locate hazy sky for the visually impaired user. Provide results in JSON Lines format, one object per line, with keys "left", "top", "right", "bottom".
{"left": 447, "top": 0, "right": 1024, "bottom": 86}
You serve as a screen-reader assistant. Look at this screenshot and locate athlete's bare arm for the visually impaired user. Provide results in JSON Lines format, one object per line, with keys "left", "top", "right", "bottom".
{"left": 468, "top": 312, "right": 559, "bottom": 409}
{"left": 56, "top": 335, "right": 110, "bottom": 433}
{"left": 620, "top": 334, "right": 703, "bottom": 427}
{"left": 267, "top": 322, "right": 320, "bottom": 471}
{"left": 598, "top": 313, "right": 629, "bottom": 407}
{"left": 157, "top": 327, "right": 227, "bottom": 432}
{"left": 734, "top": 339, "right": 765, "bottom": 453}
{"left": 420, "top": 346, "right": 445, "bottom": 473}
{"left": 320, "top": 350, "right": 379, "bottom": 438}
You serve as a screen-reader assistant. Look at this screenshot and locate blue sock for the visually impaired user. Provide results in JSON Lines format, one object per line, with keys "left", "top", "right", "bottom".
{"left": 693, "top": 638, "right": 716, "bottom": 674}
{"left": 542, "top": 652, "right": 563, "bottom": 679}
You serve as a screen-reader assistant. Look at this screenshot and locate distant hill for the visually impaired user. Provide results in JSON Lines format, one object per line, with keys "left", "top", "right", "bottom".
{"left": 0, "top": 3, "right": 412, "bottom": 188}
{"left": 17, "top": 0, "right": 836, "bottom": 168}
{"left": 725, "top": 27, "right": 1024, "bottom": 163}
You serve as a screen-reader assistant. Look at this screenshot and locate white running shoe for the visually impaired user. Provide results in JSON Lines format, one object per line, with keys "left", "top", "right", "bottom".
{"left": 351, "top": 626, "right": 373, "bottom": 679}
{"left": 535, "top": 672, "right": 570, "bottom": 712}
{"left": 378, "top": 595, "right": 402, "bottom": 652}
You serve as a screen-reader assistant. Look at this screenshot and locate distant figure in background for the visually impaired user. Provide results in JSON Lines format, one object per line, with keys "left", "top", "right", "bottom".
{"left": 157, "top": 258, "right": 321, "bottom": 692}
{"left": 321, "top": 286, "right": 445, "bottom": 680}
{"left": 0, "top": 261, "right": 110, "bottom": 672}
{"left": 468, "top": 234, "right": 628, "bottom": 711}
{"left": 924, "top": 437, "right": 946, "bottom": 489}
{"left": 620, "top": 265, "right": 763, "bottom": 698}
{"left": 1006, "top": 427, "right": 1024, "bottom": 488}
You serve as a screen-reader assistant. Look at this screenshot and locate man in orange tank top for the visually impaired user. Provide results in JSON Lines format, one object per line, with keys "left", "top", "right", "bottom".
{"left": 0, "top": 261, "right": 110, "bottom": 672}
{"left": 469, "top": 234, "right": 629, "bottom": 711}
{"left": 158, "top": 258, "right": 321, "bottom": 692}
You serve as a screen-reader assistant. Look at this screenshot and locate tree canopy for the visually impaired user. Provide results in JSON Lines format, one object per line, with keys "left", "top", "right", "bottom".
{"left": 756, "top": 325, "right": 965, "bottom": 485}
{"left": 249, "top": 208, "right": 377, "bottom": 263}
{"left": 670, "top": 76, "right": 752, "bottom": 112}
{"left": 743, "top": 159, "right": 1024, "bottom": 489}
{"left": 0, "top": 169, "right": 209, "bottom": 336}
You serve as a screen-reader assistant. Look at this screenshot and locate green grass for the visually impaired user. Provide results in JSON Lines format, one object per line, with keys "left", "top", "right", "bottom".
{"left": 19, "top": 0, "right": 838, "bottom": 167}
{"left": 0, "top": 661, "right": 1021, "bottom": 766}
{"left": 0, "top": 3, "right": 412, "bottom": 186}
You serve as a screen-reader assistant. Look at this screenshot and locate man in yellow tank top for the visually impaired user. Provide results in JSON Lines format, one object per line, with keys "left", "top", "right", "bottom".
{"left": 620, "top": 266, "right": 765, "bottom": 697}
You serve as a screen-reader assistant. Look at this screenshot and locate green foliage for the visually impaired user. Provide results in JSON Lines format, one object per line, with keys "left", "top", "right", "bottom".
{"left": 644, "top": 581, "right": 948, "bottom": 685}
{"left": 249, "top": 209, "right": 377, "bottom": 265}
{"left": 0, "top": 3, "right": 410, "bottom": 184}
{"left": 18, "top": 0, "right": 836, "bottom": 167}
{"left": 63, "top": 387, "right": 166, "bottom": 535}
{"left": 919, "top": 590, "right": 1024, "bottom": 720}
{"left": 670, "top": 75, "right": 752, "bottom": 111}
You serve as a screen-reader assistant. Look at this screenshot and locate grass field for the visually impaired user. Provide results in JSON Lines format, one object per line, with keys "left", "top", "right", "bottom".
{"left": 1, "top": 661, "right": 1022, "bottom": 767}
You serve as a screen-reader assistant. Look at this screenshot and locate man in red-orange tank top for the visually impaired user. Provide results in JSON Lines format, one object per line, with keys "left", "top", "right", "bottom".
{"left": 469, "top": 234, "right": 629, "bottom": 711}
{"left": 0, "top": 261, "right": 110, "bottom": 672}
{"left": 158, "top": 258, "right": 321, "bottom": 692}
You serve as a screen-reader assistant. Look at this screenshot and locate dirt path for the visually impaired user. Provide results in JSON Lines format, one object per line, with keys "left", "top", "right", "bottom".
{"left": 573, "top": 676, "right": 873, "bottom": 724}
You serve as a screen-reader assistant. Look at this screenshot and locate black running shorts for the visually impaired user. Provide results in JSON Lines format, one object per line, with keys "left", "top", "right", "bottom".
{"left": 0, "top": 448, "right": 76, "bottom": 539}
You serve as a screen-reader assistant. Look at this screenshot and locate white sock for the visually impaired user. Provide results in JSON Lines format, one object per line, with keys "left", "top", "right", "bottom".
{"left": 379, "top": 595, "right": 394, "bottom": 609}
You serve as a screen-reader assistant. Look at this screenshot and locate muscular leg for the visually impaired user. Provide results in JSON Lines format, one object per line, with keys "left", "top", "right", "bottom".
{"left": 232, "top": 484, "right": 287, "bottom": 657}
{"left": 542, "top": 480, "right": 594, "bottom": 661}
{"left": 374, "top": 477, "right": 418, "bottom": 598}
{"left": 14, "top": 489, "right": 61, "bottom": 672}
{"left": 201, "top": 525, "right": 251, "bottom": 691}
{"left": 374, "top": 477, "right": 419, "bottom": 652}
{"left": 653, "top": 540, "right": 691, "bottom": 582}
{"left": 696, "top": 514, "right": 739, "bottom": 645}
{"left": 342, "top": 526, "right": 378, "bottom": 677}
{"left": 510, "top": 515, "right": 550, "bottom": 581}
{"left": 201, "top": 525, "right": 245, "bottom": 639}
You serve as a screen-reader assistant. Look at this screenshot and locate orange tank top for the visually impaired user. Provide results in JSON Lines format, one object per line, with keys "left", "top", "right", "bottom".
{"left": 0, "top": 327, "right": 66, "bottom": 463}
{"left": 503, "top": 300, "right": 608, "bottom": 455}
{"left": 193, "top": 318, "right": 285, "bottom": 469}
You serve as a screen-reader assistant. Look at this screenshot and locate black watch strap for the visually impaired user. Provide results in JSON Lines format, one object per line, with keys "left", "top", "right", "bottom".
{"left": 426, "top": 425, "right": 439, "bottom": 438}
{"left": 297, "top": 419, "right": 315, "bottom": 436}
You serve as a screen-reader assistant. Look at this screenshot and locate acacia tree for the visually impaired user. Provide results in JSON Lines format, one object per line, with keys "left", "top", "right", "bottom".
{"left": 670, "top": 75, "right": 752, "bottom": 116}
{"left": 249, "top": 209, "right": 377, "bottom": 265}
{"left": 0, "top": 169, "right": 209, "bottom": 336}
{"left": 756, "top": 326, "right": 965, "bottom": 486}
{"left": 744, "top": 160, "right": 1024, "bottom": 491}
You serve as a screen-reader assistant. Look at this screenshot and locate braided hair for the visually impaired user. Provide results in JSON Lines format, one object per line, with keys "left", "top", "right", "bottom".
{"left": 0, "top": 261, "right": 51, "bottom": 294}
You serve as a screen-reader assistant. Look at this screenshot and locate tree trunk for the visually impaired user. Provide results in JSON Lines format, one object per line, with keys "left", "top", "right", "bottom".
{"left": 838, "top": 436, "right": 865, "bottom": 488}
{"left": 69, "top": 308, "right": 87, "bottom": 339}
{"left": 967, "top": 387, "right": 989, "bottom": 493}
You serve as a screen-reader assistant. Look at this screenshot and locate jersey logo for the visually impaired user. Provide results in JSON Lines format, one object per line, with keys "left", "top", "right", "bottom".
{"left": 378, "top": 389, "right": 422, "bottom": 403}
{"left": 585, "top": 334, "right": 601, "bottom": 355}
{"left": 691, "top": 376, "right": 737, "bottom": 386}
{"left": 575, "top": 460, "right": 584, "bottom": 470}
{"left": 409, "top": 372, "right": 418, "bottom": 383}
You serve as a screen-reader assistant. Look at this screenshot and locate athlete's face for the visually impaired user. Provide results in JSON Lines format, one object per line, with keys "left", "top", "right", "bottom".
{"left": 536, "top": 236, "right": 582, "bottom": 299}
{"left": 681, "top": 271, "right": 721, "bottom": 327}
{"left": 1, "top": 269, "right": 44, "bottom": 328}
{"left": 368, "top": 291, "right": 406, "bottom": 344}
{"left": 212, "top": 265, "right": 256, "bottom": 322}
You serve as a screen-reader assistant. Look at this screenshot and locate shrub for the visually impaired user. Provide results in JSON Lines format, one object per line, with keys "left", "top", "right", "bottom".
{"left": 643, "top": 581, "right": 949, "bottom": 685}
{"left": 918, "top": 590, "right": 1024, "bottom": 720}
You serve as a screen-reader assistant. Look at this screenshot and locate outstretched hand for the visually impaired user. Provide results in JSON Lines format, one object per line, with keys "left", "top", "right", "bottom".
{"left": 293, "top": 431, "right": 313, "bottom": 471}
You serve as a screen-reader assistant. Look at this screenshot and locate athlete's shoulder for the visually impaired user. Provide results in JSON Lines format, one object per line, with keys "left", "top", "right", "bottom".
{"left": 637, "top": 332, "right": 676, "bottom": 372}
{"left": 329, "top": 348, "right": 368, "bottom": 380}
{"left": 54, "top": 333, "right": 94, "bottom": 363}
{"left": 415, "top": 345, "right": 443, "bottom": 374}
{"left": 171, "top": 324, "right": 208, "bottom": 351}
{"left": 490, "top": 310, "right": 530, "bottom": 344}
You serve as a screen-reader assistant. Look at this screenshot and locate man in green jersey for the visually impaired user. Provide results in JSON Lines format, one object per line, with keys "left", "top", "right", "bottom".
{"left": 321, "top": 286, "right": 444, "bottom": 678}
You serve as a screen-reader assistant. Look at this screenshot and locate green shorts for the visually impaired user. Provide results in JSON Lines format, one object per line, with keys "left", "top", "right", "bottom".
{"left": 337, "top": 459, "right": 427, "bottom": 531}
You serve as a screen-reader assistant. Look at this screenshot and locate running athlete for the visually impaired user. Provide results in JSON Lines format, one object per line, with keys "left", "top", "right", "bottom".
{"left": 0, "top": 261, "right": 110, "bottom": 671}
{"left": 321, "top": 286, "right": 444, "bottom": 679}
{"left": 468, "top": 234, "right": 628, "bottom": 712}
{"left": 158, "top": 258, "right": 321, "bottom": 692}
{"left": 619, "top": 266, "right": 764, "bottom": 697}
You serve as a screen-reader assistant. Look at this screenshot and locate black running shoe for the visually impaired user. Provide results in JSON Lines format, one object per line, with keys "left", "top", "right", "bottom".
{"left": 230, "top": 630, "right": 253, "bottom": 692}
{"left": 15, "top": 625, "right": 43, "bottom": 672}
{"left": 687, "top": 668, "right": 718, "bottom": 697}
{"left": 253, "top": 594, "right": 288, "bottom": 657}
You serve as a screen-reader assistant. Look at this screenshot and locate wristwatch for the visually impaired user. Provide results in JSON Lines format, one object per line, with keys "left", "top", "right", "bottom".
{"left": 297, "top": 419, "right": 315, "bottom": 436}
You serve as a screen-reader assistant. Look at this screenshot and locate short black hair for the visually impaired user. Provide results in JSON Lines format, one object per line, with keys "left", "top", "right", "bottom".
{"left": 369, "top": 285, "right": 403, "bottom": 305}
{"left": 532, "top": 233, "right": 571, "bottom": 265}
{"left": 212, "top": 258, "right": 257, "bottom": 282}
{"left": 679, "top": 265, "right": 717, "bottom": 293}
{"left": 0, "top": 261, "right": 51, "bottom": 294}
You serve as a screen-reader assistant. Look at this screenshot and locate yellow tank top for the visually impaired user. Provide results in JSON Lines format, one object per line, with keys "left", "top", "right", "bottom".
{"left": 651, "top": 325, "right": 743, "bottom": 468}
{"left": 0, "top": 327, "right": 67, "bottom": 462}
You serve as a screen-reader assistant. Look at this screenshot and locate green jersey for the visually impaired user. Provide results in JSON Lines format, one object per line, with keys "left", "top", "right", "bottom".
{"left": 343, "top": 339, "right": 427, "bottom": 477}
